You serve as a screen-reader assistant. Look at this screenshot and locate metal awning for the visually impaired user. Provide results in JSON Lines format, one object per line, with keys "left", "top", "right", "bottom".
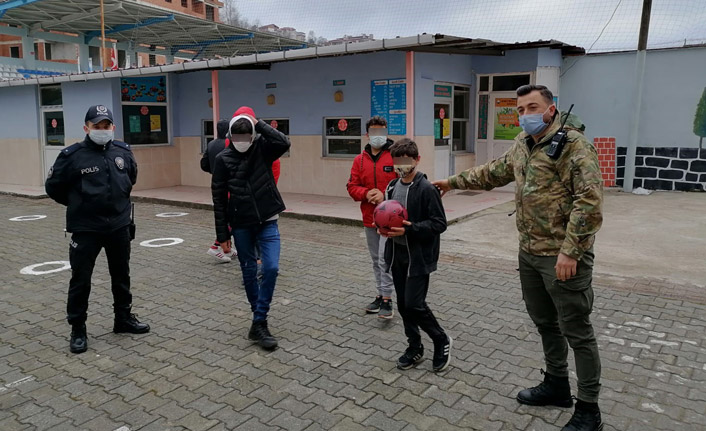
{"left": 0, "top": 0, "right": 307, "bottom": 58}
{"left": 407, "top": 34, "right": 585, "bottom": 56}
{"left": 0, "top": 33, "right": 586, "bottom": 87}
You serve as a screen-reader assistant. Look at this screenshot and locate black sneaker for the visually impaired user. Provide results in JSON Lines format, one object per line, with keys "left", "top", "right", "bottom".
{"left": 365, "top": 296, "right": 383, "bottom": 314}
{"left": 562, "top": 401, "right": 603, "bottom": 431}
{"left": 69, "top": 324, "right": 88, "bottom": 354}
{"left": 432, "top": 335, "right": 452, "bottom": 372}
{"left": 517, "top": 370, "right": 573, "bottom": 408}
{"left": 378, "top": 299, "right": 394, "bottom": 319}
{"left": 249, "top": 320, "right": 278, "bottom": 350}
{"left": 397, "top": 346, "right": 424, "bottom": 370}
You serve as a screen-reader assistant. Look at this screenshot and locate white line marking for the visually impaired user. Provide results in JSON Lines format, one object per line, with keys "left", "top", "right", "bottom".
{"left": 599, "top": 335, "right": 625, "bottom": 345}
{"left": 641, "top": 403, "right": 664, "bottom": 413}
{"left": 625, "top": 321, "right": 651, "bottom": 329}
{"left": 20, "top": 261, "right": 71, "bottom": 275}
{"left": 649, "top": 340, "right": 679, "bottom": 347}
{"left": 630, "top": 343, "right": 650, "bottom": 349}
{"left": 9, "top": 215, "right": 47, "bottom": 221}
{"left": 155, "top": 212, "right": 189, "bottom": 218}
{"left": 139, "top": 238, "right": 184, "bottom": 248}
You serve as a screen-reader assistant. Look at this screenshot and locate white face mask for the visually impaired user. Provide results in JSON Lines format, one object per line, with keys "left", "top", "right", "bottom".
{"left": 370, "top": 135, "right": 387, "bottom": 149}
{"left": 233, "top": 141, "right": 253, "bottom": 153}
{"left": 89, "top": 129, "right": 114, "bottom": 145}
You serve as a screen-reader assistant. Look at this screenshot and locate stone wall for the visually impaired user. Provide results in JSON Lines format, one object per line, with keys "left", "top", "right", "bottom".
{"left": 616, "top": 147, "right": 706, "bottom": 191}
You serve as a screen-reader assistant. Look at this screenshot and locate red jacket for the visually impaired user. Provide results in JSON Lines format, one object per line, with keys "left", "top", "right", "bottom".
{"left": 347, "top": 141, "right": 397, "bottom": 227}
{"left": 272, "top": 159, "right": 280, "bottom": 184}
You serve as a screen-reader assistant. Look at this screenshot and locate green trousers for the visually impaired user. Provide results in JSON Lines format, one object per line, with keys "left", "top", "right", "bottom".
{"left": 519, "top": 249, "right": 602, "bottom": 403}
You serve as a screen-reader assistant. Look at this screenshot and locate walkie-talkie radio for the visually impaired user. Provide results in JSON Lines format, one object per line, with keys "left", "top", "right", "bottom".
{"left": 545, "top": 104, "right": 574, "bottom": 160}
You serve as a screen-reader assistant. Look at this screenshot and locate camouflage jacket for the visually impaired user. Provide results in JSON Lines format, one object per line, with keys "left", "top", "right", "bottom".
{"left": 448, "top": 113, "right": 603, "bottom": 260}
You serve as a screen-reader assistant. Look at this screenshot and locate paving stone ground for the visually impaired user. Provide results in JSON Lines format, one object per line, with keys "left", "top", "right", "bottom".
{"left": 1, "top": 195, "right": 705, "bottom": 431}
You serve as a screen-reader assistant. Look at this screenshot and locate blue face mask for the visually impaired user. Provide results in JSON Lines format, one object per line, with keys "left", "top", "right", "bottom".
{"left": 519, "top": 107, "right": 551, "bottom": 135}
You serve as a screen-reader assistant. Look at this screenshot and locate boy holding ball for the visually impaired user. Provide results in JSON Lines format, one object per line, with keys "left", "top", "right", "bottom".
{"left": 379, "top": 138, "right": 452, "bottom": 372}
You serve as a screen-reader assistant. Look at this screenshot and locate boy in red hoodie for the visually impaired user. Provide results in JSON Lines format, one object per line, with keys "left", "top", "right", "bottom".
{"left": 346, "top": 116, "right": 398, "bottom": 319}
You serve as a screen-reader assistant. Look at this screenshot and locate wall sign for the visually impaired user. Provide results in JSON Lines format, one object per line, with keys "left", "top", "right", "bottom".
{"left": 333, "top": 79, "right": 346, "bottom": 86}
{"left": 121, "top": 76, "right": 166, "bottom": 103}
{"left": 371, "top": 78, "right": 407, "bottom": 135}
{"left": 494, "top": 98, "right": 521, "bottom": 141}
{"left": 434, "top": 85, "right": 452, "bottom": 98}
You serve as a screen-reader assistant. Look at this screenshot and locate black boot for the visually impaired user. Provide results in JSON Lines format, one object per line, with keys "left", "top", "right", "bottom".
{"left": 517, "top": 370, "right": 573, "bottom": 408}
{"left": 248, "top": 320, "right": 278, "bottom": 350}
{"left": 70, "top": 324, "right": 88, "bottom": 354}
{"left": 562, "top": 400, "right": 603, "bottom": 431}
{"left": 113, "top": 308, "right": 150, "bottom": 334}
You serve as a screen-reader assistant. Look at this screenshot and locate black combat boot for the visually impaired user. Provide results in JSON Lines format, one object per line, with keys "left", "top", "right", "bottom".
{"left": 113, "top": 308, "right": 150, "bottom": 334}
{"left": 248, "top": 320, "right": 278, "bottom": 350}
{"left": 517, "top": 370, "right": 573, "bottom": 408}
{"left": 70, "top": 324, "right": 88, "bottom": 354}
{"left": 562, "top": 400, "right": 603, "bottom": 431}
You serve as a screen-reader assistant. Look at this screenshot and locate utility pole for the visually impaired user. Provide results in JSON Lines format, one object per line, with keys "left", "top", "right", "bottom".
{"left": 623, "top": 0, "right": 652, "bottom": 192}
{"left": 100, "top": 0, "right": 106, "bottom": 71}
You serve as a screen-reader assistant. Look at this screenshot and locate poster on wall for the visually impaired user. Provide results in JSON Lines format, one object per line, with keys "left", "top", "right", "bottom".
{"left": 371, "top": 79, "right": 407, "bottom": 135}
{"left": 121, "top": 76, "right": 167, "bottom": 103}
{"left": 478, "top": 94, "right": 489, "bottom": 139}
{"left": 493, "top": 98, "right": 520, "bottom": 141}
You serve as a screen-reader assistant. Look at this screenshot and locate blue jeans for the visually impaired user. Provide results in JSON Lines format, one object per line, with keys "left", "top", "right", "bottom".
{"left": 232, "top": 220, "right": 280, "bottom": 322}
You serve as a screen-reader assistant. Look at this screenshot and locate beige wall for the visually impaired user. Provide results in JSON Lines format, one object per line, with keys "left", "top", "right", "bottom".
{"left": 178, "top": 137, "right": 211, "bottom": 187}
{"left": 131, "top": 144, "right": 181, "bottom": 190}
{"left": 414, "top": 136, "right": 436, "bottom": 180}
{"left": 454, "top": 152, "right": 477, "bottom": 175}
{"left": 0, "top": 138, "right": 43, "bottom": 186}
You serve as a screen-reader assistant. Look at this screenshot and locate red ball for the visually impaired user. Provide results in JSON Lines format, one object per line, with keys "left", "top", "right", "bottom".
{"left": 373, "top": 200, "right": 408, "bottom": 235}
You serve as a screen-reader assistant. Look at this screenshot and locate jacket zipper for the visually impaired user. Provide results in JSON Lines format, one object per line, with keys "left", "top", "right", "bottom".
{"left": 247, "top": 182, "right": 262, "bottom": 223}
{"left": 404, "top": 183, "right": 413, "bottom": 278}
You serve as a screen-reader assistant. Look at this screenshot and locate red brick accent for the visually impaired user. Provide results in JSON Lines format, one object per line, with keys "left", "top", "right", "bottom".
{"left": 594, "top": 137, "right": 616, "bottom": 187}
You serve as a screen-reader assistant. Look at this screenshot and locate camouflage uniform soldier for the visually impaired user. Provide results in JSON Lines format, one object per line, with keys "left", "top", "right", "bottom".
{"left": 434, "top": 85, "right": 604, "bottom": 431}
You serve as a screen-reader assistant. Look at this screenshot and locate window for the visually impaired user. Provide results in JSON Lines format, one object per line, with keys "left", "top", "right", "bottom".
{"left": 492, "top": 74, "right": 530, "bottom": 91}
{"left": 10, "top": 46, "right": 20, "bottom": 58}
{"left": 452, "top": 86, "right": 471, "bottom": 152}
{"left": 165, "top": 0, "right": 172, "bottom": 2}
{"left": 44, "top": 43, "right": 52, "bottom": 60}
{"left": 201, "top": 119, "right": 214, "bottom": 154}
{"left": 262, "top": 118, "right": 291, "bottom": 156}
{"left": 181, "top": 0, "right": 188, "bottom": 7}
{"left": 44, "top": 111, "right": 65, "bottom": 146}
{"left": 206, "top": 5, "right": 215, "bottom": 21}
{"left": 324, "top": 117, "right": 361, "bottom": 157}
{"left": 40, "top": 85, "right": 62, "bottom": 106}
{"left": 120, "top": 76, "right": 170, "bottom": 145}
{"left": 479, "top": 76, "right": 489, "bottom": 92}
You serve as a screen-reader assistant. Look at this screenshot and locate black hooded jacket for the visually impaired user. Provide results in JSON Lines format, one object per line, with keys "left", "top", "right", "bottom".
{"left": 383, "top": 171, "right": 447, "bottom": 276}
{"left": 200, "top": 120, "right": 230, "bottom": 174}
{"left": 211, "top": 120, "right": 290, "bottom": 241}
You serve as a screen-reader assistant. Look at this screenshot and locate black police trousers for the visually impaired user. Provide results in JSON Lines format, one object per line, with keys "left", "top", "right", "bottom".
{"left": 67, "top": 226, "right": 132, "bottom": 325}
{"left": 390, "top": 243, "right": 446, "bottom": 348}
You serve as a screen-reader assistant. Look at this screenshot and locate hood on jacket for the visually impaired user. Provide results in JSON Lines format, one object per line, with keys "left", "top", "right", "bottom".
{"left": 216, "top": 119, "right": 229, "bottom": 139}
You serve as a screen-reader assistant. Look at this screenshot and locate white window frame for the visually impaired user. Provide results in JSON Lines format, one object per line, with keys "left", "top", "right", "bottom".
{"left": 474, "top": 72, "right": 534, "bottom": 146}
{"left": 323, "top": 116, "right": 362, "bottom": 158}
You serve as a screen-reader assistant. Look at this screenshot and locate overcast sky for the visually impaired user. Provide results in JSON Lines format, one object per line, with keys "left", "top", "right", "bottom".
{"left": 234, "top": 0, "right": 706, "bottom": 52}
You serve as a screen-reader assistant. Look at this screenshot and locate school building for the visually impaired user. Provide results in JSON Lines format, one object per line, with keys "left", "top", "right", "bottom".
{"left": 1, "top": 2, "right": 705, "bottom": 195}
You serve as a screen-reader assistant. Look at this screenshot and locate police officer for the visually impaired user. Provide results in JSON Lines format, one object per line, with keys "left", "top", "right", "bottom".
{"left": 46, "top": 105, "right": 150, "bottom": 354}
{"left": 433, "top": 85, "right": 604, "bottom": 431}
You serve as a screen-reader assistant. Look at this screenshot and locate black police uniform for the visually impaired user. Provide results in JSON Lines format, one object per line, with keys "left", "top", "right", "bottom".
{"left": 45, "top": 106, "right": 148, "bottom": 349}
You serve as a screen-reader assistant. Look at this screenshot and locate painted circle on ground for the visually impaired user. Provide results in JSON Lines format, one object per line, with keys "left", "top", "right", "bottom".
{"left": 155, "top": 212, "right": 189, "bottom": 218}
{"left": 20, "top": 261, "right": 70, "bottom": 275}
{"left": 139, "top": 238, "right": 184, "bottom": 248}
{"left": 9, "top": 215, "right": 47, "bottom": 221}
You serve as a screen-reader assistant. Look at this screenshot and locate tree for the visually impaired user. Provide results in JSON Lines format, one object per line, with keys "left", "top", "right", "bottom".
{"left": 221, "top": 0, "right": 250, "bottom": 28}
{"left": 694, "top": 87, "right": 706, "bottom": 151}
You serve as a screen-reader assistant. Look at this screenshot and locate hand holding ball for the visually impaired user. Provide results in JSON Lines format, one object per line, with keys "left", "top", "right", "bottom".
{"left": 373, "top": 200, "right": 408, "bottom": 235}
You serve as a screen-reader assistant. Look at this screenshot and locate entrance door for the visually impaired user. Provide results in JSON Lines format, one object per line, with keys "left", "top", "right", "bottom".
{"left": 433, "top": 83, "right": 453, "bottom": 180}
{"left": 41, "top": 109, "right": 66, "bottom": 178}
{"left": 487, "top": 93, "right": 521, "bottom": 161}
